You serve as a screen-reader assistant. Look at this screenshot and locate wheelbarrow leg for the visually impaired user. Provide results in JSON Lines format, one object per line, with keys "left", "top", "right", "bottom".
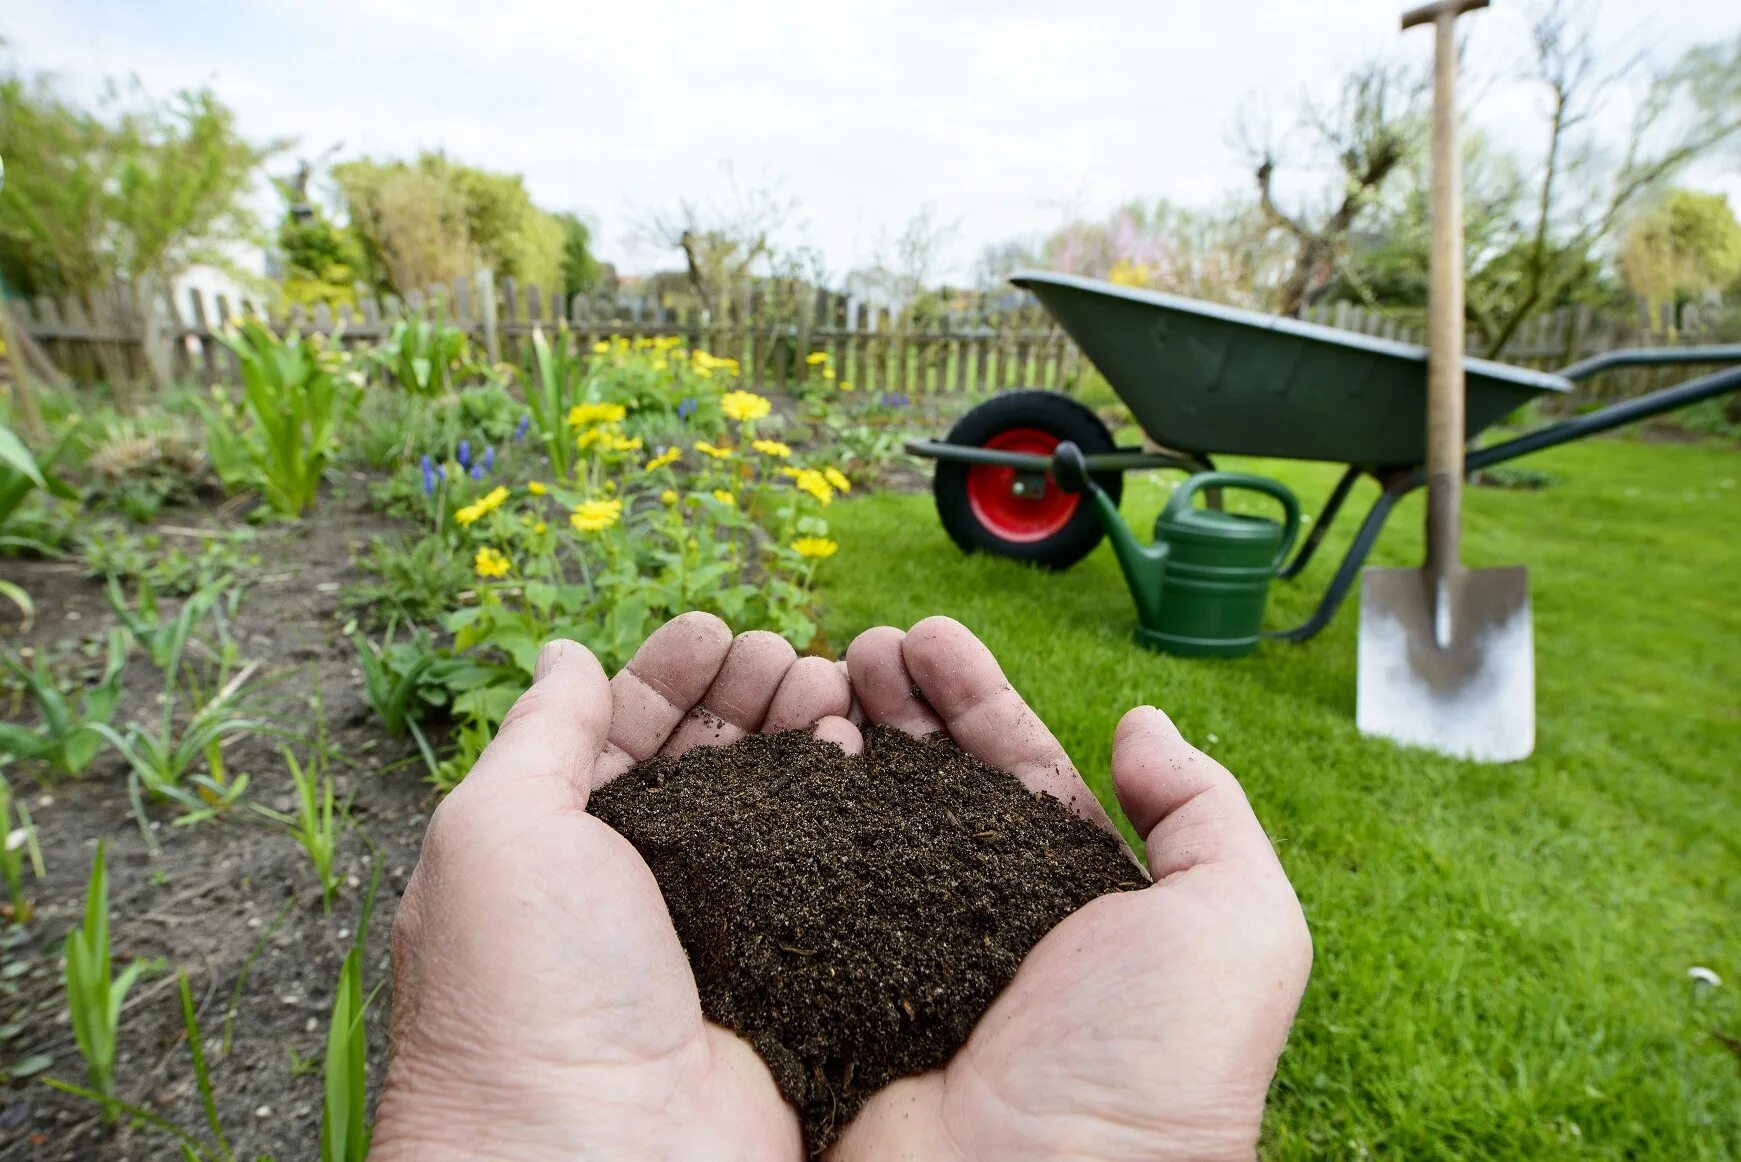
{"left": 1278, "top": 465, "right": 1362, "bottom": 581}
{"left": 1266, "top": 474, "right": 1409, "bottom": 643}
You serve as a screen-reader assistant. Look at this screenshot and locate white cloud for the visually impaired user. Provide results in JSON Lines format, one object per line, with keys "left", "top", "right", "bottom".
{"left": 5, "top": 0, "right": 1737, "bottom": 283}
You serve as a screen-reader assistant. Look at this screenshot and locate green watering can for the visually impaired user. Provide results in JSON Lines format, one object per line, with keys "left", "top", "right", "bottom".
{"left": 1053, "top": 443, "right": 1301, "bottom": 658}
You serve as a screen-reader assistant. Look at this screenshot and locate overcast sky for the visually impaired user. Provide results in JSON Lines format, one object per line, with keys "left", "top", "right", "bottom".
{"left": 5, "top": 0, "right": 1738, "bottom": 284}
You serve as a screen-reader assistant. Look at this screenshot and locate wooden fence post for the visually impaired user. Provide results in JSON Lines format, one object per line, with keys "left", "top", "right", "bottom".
{"left": 477, "top": 269, "right": 500, "bottom": 364}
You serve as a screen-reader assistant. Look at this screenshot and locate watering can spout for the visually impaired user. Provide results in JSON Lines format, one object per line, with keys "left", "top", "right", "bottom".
{"left": 1052, "top": 443, "right": 1169, "bottom": 628}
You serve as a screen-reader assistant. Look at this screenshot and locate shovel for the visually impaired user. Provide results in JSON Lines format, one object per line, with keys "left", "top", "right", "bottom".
{"left": 1357, "top": 0, "right": 1534, "bottom": 763}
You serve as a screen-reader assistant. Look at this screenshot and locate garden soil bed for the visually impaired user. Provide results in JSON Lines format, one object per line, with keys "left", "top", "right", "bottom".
{"left": 591, "top": 726, "right": 1140, "bottom": 1154}
{"left": 0, "top": 475, "right": 429, "bottom": 1161}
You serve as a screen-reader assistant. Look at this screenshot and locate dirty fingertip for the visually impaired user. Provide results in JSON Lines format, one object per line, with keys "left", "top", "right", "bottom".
{"left": 813, "top": 715, "right": 863, "bottom": 756}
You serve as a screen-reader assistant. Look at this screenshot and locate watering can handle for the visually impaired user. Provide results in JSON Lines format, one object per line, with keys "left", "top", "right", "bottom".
{"left": 1163, "top": 472, "right": 1302, "bottom": 572}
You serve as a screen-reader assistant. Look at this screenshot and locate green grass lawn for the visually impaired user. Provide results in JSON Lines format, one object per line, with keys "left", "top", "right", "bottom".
{"left": 817, "top": 434, "right": 1741, "bottom": 1160}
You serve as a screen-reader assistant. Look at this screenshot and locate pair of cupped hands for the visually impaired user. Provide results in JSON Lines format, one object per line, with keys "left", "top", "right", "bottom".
{"left": 372, "top": 613, "right": 1311, "bottom": 1161}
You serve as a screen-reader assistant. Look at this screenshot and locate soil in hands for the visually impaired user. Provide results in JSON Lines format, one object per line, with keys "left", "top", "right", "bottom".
{"left": 588, "top": 725, "right": 1142, "bottom": 1154}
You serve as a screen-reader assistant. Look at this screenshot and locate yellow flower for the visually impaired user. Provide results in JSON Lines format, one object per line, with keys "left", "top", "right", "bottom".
{"left": 577, "top": 428, "right": 608, "bottom": 451}
{"left": 720, "top": 390, "right": 772, "bottom": 422}
{"left": 660, "top": 489, "right": 678, "bottom": 507}
{"left": 591, "top": 341, "right": 611, "bottom": 354}
{"left": 474, "top": 546, "right": 511, "bottom": 578}
{"left": 570, "top": 498, "right": 623, "bottom": 533}
{"left": 567, "top": 402, "right": 627, "bottom": 427}
{"left": 821, "top": 368, "right": 835, "bottom": 380}
{"left": 653, "top": 359, "right": 668, "bottom": 371}
{"left": 694, "top": 440, "right": 734, "bottom": 460}
{"left": 533, "top": 521, "right": 548, "bottom": 534}
{"left": 805, "top": 351, "right": 830, "bottom": 365}
{"left": 527, "top": 481, "right": 548, "bottom": 496}
{"left": 791, "top": 536, "right": 839, "bottom": 559}
{"left": 694, "top": 366, "right": 713, "bottom": 379}
{"left": 790, "top": 468, "right": 834, "bottom": 506}
{"left": 646, "top": 448, "right": 681, "bottom": 471}
{"left": 712, "top": 489, "right": 736, "bottom": 507}
{"left": 454, "top": 485, "right": 511, "bottom": 526}
{"left": 823, "top": 467, "right": 852, "bottom": 493}
{"left": 607, "top": 434, "right": 643, "bottom": 453}
{"left": 839, "top": 380, "right": 854, "bottom": 392}
{"left": 777, "top": 466, "right": 803, "bottom": 479}
{"left": 751, "top": 439, "right": 792, "bottom": 458}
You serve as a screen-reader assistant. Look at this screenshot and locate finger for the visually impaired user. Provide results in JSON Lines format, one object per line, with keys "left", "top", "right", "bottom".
{"left": 843, "top": 625, "right": 943, "bottom": 736}
{"left": 900, "top": 615, "right": 1116, "bottom": 832}
{"left": 812, "top": 714, "right": 863, "bottom": 756}
{"left": 763, "top": 655, "right": 853, "bottom": 732}
{"left": 1112, "top": 705, "right": 1285, "bottom": 880}
{"left": 595, "top": 612, "right": 733, "bottom": 786}
{"left": 447, "top": 638, "right": 611, "bottom": 817}
{"left": 662, "top": 630, "right": 796, "bottom": 755}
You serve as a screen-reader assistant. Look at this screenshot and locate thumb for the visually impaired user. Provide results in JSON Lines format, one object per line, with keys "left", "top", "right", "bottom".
{"left": 1112, "top": 705, "right": 1284, "bottom": 881}
{"left": 450, "top": 638, "right": 612, "bottom": 816}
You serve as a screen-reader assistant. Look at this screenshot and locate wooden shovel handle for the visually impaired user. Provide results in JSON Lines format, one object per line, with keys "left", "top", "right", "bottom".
{"left": 1401, "top": 0, "right": 1488, "bottom": 31}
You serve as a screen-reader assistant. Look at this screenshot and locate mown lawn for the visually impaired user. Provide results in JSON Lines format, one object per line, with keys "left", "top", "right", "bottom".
{"left": 818, "top": 434, "right": 1741, "bottom": 1160}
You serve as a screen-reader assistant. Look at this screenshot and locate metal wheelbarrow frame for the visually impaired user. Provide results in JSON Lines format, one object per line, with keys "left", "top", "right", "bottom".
{"left": 908, "top": 271, "right": 1741, "bottom": 642}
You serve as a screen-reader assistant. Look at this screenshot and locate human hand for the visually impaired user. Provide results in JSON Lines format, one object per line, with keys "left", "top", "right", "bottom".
{"left": 828, "top": 617, "right": 1311, "bottom": 1161}
{"left": 372, "top": 613, "right": 858, "bottom": 1161}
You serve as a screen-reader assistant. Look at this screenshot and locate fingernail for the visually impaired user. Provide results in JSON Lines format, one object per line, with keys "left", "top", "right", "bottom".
{"left": 534, "top": 639, "right": 571, "bottom": 682}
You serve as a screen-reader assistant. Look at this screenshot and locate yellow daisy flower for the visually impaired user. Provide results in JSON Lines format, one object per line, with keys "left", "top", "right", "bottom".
{"left": 591, "top": 341, "right": 611, "bottom": 354}
{"left": 791, "top": 536, "right": 839, "bottom": 559}
{"left": 751, "top": 439, "right": 792, "bottom": 458}
{"left": 805, "top": 351, "right": 830, "bottom": 365}
{"left": 660, "top": 489, "right": 679, "bottom": 507}
{"left": 454, "top": 485, "right": 511, "bottom": 526}
{"left": 823, "top": 467, "right": 852, "bottom": 493}
{"left": 474, "top": 546, "right": 512, "bottom": 578}
{"left": 533, "top": 521, "right": 548, "bottom": 535}
{"left": 527, "top": 481, "right": 548, "bottom": 496}
{"left": 720, "top": 390, "right": 772, "bottom": 422}
{"left": 567, "top": 402, "right": 628, "bottom": 427}
{"left": 607, "top": 434, "right": 643, "bottom": 453}
{"left": 570, "top": 498, "right": 624, "bottom": 533}
{"left": 646, "top": 448, "right": 681, "bottom": 471}
{"left": 821, "top": 368, "right": 835, "bottom": 380}
{"left": 790, "top": 468, "right": 834, "bottom": 506}
{"left": 693, "top": 440, "right": 734, "bottom": 460}
{"left": 712, "top": 489, "right": 736, "bottom": 506}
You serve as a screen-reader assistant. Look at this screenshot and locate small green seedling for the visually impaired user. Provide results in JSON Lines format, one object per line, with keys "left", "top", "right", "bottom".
{"left": 0, "top": 774, "right": 45, "bottom": 924}
{"left": 62, "top": 842, "right": 159, "bottom": 1121}
{"left": 0, "top": 628, "right": 128, "bottom": 776}
{"left": 322, "top": 869, "right": 382, "bottom": 1162}
{"left": 283, "top": 746, "right": 341, "bottom": 910}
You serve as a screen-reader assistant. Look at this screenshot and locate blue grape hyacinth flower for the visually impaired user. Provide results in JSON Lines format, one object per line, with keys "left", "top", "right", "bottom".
{"left": 420, "top": 455, "right": 440, "bottom": 496}
{"left": 514, "top": 414, "right": 531, "bottom": 441}
{"left": 457, "top": 439, "right": 472, "bottom": 468}
{"left": 676, "top": 397, "right": 698, "bottom": 420}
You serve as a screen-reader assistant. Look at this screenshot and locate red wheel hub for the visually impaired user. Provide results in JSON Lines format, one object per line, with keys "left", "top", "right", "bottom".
{"left": 965, "top": 428, "right": 1081, "bottom": 543}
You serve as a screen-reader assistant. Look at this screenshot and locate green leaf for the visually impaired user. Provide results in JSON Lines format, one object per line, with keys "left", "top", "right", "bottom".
{"left": 6, "top": 1052, "right": 53, "bottom": 1079}
{"left": 0, "top": 426, "right": 46, "bottom": 489}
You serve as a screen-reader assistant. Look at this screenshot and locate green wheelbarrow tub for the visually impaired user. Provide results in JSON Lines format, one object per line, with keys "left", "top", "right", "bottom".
{"left": 1011, "top": 270, "right": 1571, "bottom": 467}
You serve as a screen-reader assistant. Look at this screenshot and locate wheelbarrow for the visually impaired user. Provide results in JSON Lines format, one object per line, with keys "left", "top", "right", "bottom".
{"left": 908, "top": 270, "right": 1741, "bottom": 643}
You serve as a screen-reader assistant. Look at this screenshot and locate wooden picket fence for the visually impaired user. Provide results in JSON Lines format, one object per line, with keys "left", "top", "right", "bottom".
{"left": 11, "top": 272, "right": 1733, "bottom": 406}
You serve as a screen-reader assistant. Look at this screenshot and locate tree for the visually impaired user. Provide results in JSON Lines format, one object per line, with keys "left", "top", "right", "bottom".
{"left": 639, "top": 167, "right": 797, "bottom": 316}
{"left": 1620, "top": 190, "right": 1741, "bottom": 322}
{"left": 1246, "top": 60, "right": 1427, "bottom": 316}
{"left": 0, "top": 72, "right": 273, "bottom": 400}
{"left": 333, "top": 154, "right": 563, "bottom": 296}
{"left": 554, "top": 213, "right": 602, "bottom": 300}
{"left": 1460, "top": 8, "right": 1740, "bottom": 355}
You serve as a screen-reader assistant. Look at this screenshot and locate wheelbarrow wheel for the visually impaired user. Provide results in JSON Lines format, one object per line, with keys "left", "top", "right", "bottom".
{"left": 934, "top": 389, "right": 1123, "bottom": 570}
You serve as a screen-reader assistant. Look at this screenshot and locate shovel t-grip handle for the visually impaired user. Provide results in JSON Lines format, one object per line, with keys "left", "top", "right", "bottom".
{"left": 1401, "top": 0, "right": 1488, "bottom": 30}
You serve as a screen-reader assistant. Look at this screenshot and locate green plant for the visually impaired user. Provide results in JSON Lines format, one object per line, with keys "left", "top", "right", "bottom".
{"left": 321, "top": 871, "right": 380, "bottom": 1162}
{"left": 0, "top": 628, "right": 128, "bottom": 776}
{"left": 0, "top": 773, "right": 45, "bottom": 924}
{"left": 374, "top": 310, "right": 474, "bottom": 397}
{"left": 202, "top": 318, "right": 364, "bottom": 516}
{"left": 522, "top": 325, "right": 587, "bottom": 479}
{"left": 280, "top": 746, "right": 341, "bottom": 909}
{"left": 61, "top": 841, "right": 159, "bottom": 1122}
{"left": 0, "top": 421, "right": 80, "bottom": 564}
{"left": 344, "top": 533, "right": 475, "bottom": 625}
{"left": 84, "top": 522, "right": 260, "bottom": 595}
{"left": 81, "top": 411, "right": 209, "bottom": 522}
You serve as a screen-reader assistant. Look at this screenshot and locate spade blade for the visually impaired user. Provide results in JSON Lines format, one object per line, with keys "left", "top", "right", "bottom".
{"left": 1356, "top": 565, "right": 1534, "bottom": 763}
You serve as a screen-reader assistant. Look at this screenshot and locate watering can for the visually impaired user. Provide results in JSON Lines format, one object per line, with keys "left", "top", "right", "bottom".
{"left": 1053, "top": 443, "right": 1300, "bottom": 657}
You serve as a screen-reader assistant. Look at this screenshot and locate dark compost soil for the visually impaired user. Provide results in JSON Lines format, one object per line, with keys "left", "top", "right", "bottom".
{"left": 589, "top": 725, "right": 1141, "bottom": 1154}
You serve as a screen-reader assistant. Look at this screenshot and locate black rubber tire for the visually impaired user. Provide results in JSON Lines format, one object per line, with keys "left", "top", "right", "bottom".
{"left": 934, "top": 389, "right": 1123, "bottom": 571}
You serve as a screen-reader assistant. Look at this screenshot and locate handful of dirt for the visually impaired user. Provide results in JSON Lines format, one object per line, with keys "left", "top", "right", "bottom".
{"left": 588, "top": 724, "right": 1140, "bottom": 1153}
